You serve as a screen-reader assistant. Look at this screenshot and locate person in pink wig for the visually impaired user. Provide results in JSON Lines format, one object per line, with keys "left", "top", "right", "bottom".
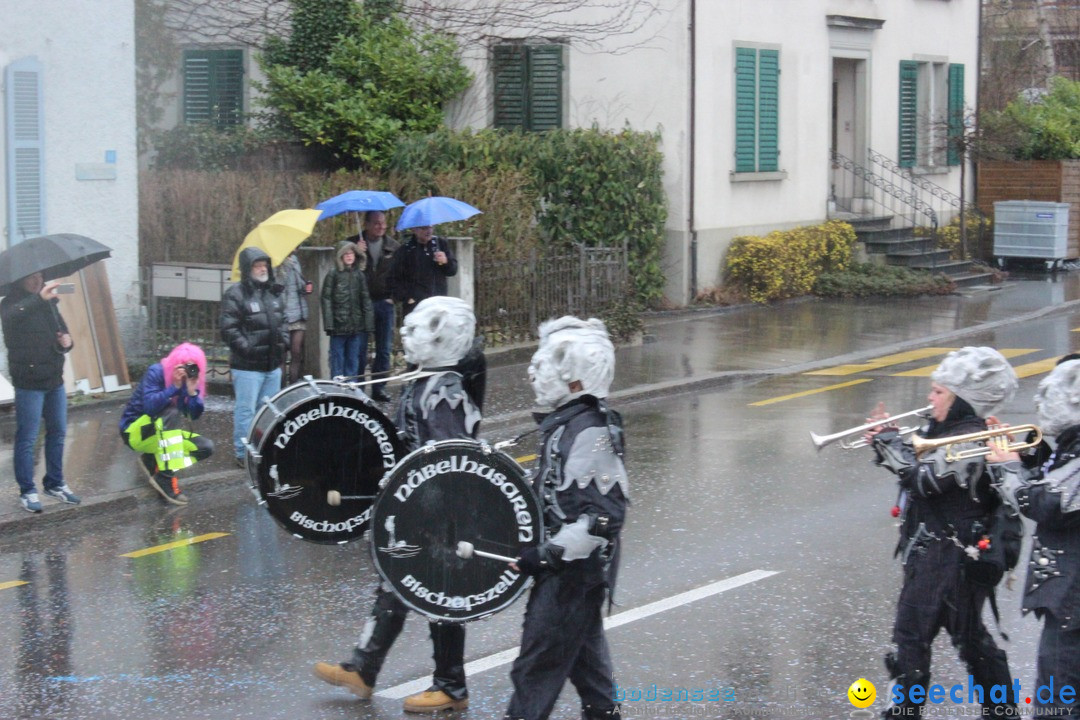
{"left": 119, "top": 342, "right": 214, "bottom": 504}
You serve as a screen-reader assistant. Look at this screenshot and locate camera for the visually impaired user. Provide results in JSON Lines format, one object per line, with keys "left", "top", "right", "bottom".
{"left": 182, "top": 363, "right": 200, "bottom": 379}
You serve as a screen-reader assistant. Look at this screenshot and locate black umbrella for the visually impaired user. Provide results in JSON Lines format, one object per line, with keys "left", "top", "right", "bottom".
{"left": 0, "top": 233, "right": 112, "bottom": 296}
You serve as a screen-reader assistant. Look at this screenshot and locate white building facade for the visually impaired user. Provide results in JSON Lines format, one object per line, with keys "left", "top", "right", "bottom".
{"left": 147, "top": 0, "right": 980, "bottom": 306}
{"left": 1, "top": 1, "right": 141, "bottom": 365}
{"left": 449, "top": 0, "right": 981, "bottom": 304}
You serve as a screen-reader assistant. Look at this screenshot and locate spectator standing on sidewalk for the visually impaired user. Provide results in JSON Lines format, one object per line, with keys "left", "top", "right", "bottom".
{"left": 347, "top": 211, "right": 398, "bottom": 402}
{"left": 389, "top": 225, "right": 457, "bottom": 319}
{"left": 119, "top": 342, "right": 214, "bottom": 505}
{"left": 221, "top": 247, "right": 287, "bottom": 467}
{"left": 0, "top": 272, "right": 81, "bottom": 513}
{"left": 279, "top": 252, "right": 312, "bottom": 385}
{"left": 321, "top": 241, "right": 373, "bottom": 380}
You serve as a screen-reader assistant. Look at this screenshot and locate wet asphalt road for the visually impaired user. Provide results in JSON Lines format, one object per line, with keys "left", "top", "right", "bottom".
{"left": 3, "top": 304, "right": 1079, "bottom": 719}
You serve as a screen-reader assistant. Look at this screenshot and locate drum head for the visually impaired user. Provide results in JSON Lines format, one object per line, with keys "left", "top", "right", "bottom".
{"left": 371, "top": 439, "right": 542, "bottom": 622}
{"left": 247, "top": 380, "right": 404, "bottom": 544}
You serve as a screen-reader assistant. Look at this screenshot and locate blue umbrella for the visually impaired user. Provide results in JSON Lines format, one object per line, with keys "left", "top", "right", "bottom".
{"left": 396, "top": 196, "right": 482, "bottom": 231}
{"left": 314, "top": 190, "right": 405, "bottom": 220}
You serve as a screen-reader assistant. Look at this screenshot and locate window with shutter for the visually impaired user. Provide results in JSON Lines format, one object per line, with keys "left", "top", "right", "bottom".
{"left": 733, "top": 45, "right": 781, "bottom": 174}
{"left": 757, "top": 49, "right": 779, "bottom": 173}
{"left": 898, "top": 61, "right": 918, "bottom": 169}
{"left": 183, "top": 49, "right": 244, "bottom": 127}
{"left": 493, "top": 45, "right": 527, "bottom": 129}
{"left": 947, "top": 64, "right": 965, "bottom": 166}
{"left": 5, "top": 57, "right": 45, "bottom": 243}
{"left": 492, "top": 43, "right": 564, "bottom": 131}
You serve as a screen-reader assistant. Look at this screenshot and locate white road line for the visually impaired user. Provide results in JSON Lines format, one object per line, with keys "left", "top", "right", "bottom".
{"left": 376, "top": 569, "right": 780, "bottom": 699}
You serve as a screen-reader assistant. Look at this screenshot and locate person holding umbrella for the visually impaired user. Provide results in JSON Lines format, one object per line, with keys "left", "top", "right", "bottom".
{"left": 347, "top": 211, "right": 398, "bottom": 402}
{"left": 0, "top": 234, "right": 107, "bottom": 513}
{"left": 390, "top": 197, "right": 479, "bottom": 319}
{"left": 1, "top": 272, "right": 80, "bottom": 512}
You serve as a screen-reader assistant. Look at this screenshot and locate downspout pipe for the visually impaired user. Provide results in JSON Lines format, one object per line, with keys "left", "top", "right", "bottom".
{"left": 688, "top": 0, "right": 698, "bottom": 302}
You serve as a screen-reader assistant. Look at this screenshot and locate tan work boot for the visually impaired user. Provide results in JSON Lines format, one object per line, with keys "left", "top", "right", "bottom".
{"left": 312, "top": 662, "right": 373, "bottom": 699}
{"left": 403, "top": 689, "right": 469, "bottom": 713}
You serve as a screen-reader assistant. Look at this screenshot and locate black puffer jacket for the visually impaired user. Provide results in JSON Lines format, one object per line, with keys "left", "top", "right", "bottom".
{"left": 220, "top": 247, "right": 287, "bottom": 371}
{"left": 0, "top": 287, "right": 72, "bottom": 390}
{"left": 321, "top": 241, "right": 374, "bottom": 336}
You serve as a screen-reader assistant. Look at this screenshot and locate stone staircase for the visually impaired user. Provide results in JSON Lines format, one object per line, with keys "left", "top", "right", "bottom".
{"left": 848, "top": 215, "right": 995, "bottom": 288}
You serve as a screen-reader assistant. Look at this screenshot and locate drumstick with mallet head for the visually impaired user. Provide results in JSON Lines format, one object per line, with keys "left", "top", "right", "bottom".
{"left": 456, "top": 541, "right": 516, "bottom": 564}
{"left": 326, "top": 490, "right": 376, "bottom": 506}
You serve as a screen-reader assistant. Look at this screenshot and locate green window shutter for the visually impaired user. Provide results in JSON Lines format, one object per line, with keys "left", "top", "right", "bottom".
{"left": 183, "top": 49, "right": 244, "bottom": 127}
{"left": 898, "top": 60, "right": 918, "bottom": 168}
{"left": 527, "top": 44, "right": 563, "bottom": 131}
{"left": 947, "top": 63, "right": 965, "bottom": 166}
{"left": 757, "top": 49, "right": 779, "bottom": 172}
{"left": 5, "top": 56, "right": 46, "bottom": 241}
{"left": 493, "top": 45, "right": 527, "bottom": 129}
{"left": 734, "top": 47, "right": 758, "bottom": 173}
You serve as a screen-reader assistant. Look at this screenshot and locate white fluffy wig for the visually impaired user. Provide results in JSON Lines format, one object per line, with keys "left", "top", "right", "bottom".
{"left": 401, "top": 297, "right": 476, "bottom": 368}
{"left": 529, "top": 316, "right": 615, "bottom": 409}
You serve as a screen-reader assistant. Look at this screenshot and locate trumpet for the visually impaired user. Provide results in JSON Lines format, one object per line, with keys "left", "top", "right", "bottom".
{"left": 911, "top": 424, "right": 1042, "bottom": 461}
{"left": 810, "top": 405, "right": 933, "bottom": 451}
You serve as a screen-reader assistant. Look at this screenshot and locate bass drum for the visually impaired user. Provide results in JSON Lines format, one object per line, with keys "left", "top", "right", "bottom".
{"left": 371, "top": 439, "right": 543, "bottom": 622}
{"left": 245, "top": 378, "right": 405, "bottom": 544}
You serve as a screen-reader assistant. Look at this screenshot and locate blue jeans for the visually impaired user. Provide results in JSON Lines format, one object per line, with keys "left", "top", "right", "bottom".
{"left": 232, "top": 368, "right": 281, "bottom": 460}
{"left": 329, "top": 334, "right": 364, "bottom": 379}
{"left": 14, "top": 383, "right": 67, "bottom": 495}
{"left": 372, "top": 300, "right": 395, "bottom": 391}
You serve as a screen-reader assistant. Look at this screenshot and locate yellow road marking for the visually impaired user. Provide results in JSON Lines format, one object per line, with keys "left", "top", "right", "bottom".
{"left": 514, "top": 454, "right": 537, "bottom": 464}
{"left": 121, "top": 532, "right": 230, "bottom": 559}
{"left": 1013, "top": 356, "right": 1063, "bottom": 379}
{"left": 804, "top": 348, "right": 957, "bottom": 376}
{"left": 891, "top": 348, "right": 1040, "bottom": 377}
{"left": 750, "top": 378, "right": 872, "bottom": 407}
{"left": 0, "top": 580, "right": 28, "bottom": 591}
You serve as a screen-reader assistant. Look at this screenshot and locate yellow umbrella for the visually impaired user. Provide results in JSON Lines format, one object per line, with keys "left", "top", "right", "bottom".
{"left": 230, "top": 209, "right": 323, "bottom": 281}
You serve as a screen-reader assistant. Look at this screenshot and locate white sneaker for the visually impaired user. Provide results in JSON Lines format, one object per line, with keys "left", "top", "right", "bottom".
{"left": 20, "top": 493, "right": 43, "bottom": 513}
{"left": 43, "top": 485, "right": 81, "bottom": 505}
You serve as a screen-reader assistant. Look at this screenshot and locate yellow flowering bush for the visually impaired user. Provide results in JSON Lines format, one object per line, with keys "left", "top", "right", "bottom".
{"left": 724, "top": 220, "right": 857, "bottom": 303}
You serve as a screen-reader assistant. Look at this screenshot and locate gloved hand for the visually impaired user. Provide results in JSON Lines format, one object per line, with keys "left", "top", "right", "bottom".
{"left": 514, "top": 547, "right": 547, "bottom": 576}
{"left": 514, "top": 545, "right": 563, "bottom": 576}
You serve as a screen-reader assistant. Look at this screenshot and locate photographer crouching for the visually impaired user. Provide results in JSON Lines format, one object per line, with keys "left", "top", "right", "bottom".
{"left": 119, "top": 343, "right": 214, "bottom": 505}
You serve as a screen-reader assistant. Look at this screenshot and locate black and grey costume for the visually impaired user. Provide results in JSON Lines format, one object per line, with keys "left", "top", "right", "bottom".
{"left": 345, "top": 370, "right": 481, "bottom": 702}
{"left": 872, "top": 399, "right": 1016, "bottom": 719}
{"left": 504, "top": 395, "right": 628, "bottom": 720}
{"left": 991, "top": 425, "right": 1080, "bottom": 717}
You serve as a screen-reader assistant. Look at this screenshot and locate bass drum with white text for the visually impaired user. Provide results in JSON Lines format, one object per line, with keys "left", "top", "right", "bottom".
{"left": 245, "top": 378, "right": 405, "bottom": 544}
{"left": 371, "top": 439, "right": 542, "bottom": 622}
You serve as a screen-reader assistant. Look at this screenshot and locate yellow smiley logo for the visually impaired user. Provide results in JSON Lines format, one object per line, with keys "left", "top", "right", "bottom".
{"left": 848, "top": 678, "right": 876, "bottom": 708}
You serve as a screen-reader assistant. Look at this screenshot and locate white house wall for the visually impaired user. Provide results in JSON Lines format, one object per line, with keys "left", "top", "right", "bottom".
{"left": 450, "top": 0, "right": 979, "bottom": 305}
{"left": 692, "top": 0, "right": 979, "bottom": 304}
{"left": 445, "top": 0, "right": 693, "bottom": 303}
{"left": 0, "top": 0, "right": 140, "bottom": 366}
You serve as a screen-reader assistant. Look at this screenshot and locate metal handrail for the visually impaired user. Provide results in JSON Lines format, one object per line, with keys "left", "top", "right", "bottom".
{"left": 831, "top": 150, "right": 939, "bottom": 231}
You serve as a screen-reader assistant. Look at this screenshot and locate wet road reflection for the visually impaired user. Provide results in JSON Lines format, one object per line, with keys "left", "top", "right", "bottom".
{"left": 1, "top": 301, "right": 1075, "bottom": 718}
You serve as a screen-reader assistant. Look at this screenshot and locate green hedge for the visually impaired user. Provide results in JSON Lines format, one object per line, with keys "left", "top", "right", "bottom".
{"left": 390, "top": 127, "right": 667, "bottom": 304}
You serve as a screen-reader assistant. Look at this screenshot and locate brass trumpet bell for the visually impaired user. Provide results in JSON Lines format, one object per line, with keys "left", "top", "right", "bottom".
{"left": 911, "top": 424, "right": 1042, "bottom": 461}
